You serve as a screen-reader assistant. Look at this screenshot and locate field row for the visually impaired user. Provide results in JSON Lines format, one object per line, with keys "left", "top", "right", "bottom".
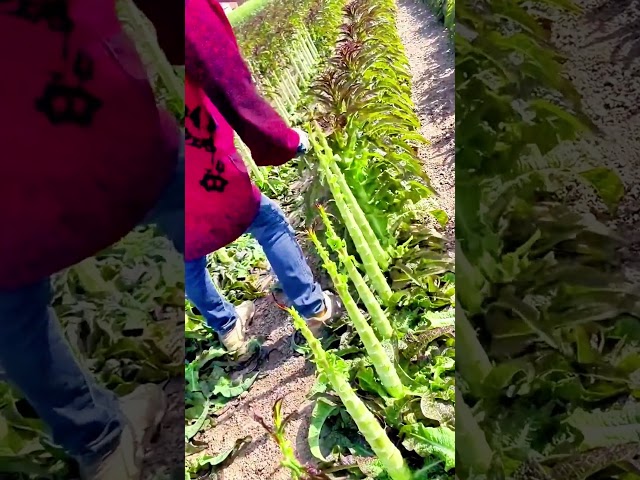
{"left": 186, "top": 0, "right": 455, "bottom": 478}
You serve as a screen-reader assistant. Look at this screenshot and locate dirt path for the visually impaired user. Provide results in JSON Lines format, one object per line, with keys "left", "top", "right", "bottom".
{"left": 547, "top": 0, "right": 640, "bottom": 280}
{"left": 195, "top": 299, "right": 317, "bottom": 480}
{"left": 194, "top": 3, "right": 456, "bottom": 478}
{"left": 396, "top": 0, "right": 455, "bottom": 248}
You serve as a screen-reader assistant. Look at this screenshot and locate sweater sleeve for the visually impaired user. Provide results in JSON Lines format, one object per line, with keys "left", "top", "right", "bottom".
{"left": 184, "top": 0, "right": 300, "bottom": 166}
{"left": 131, "top": 0, "right": 185, "bottom": 65}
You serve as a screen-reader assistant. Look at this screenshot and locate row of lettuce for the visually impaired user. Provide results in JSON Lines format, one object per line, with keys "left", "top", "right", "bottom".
{"left": 422, "top": 0, "right": 454, "bottom": 31}
{"left": 229, "top": 0, "right": 456, "bottom": 478}
{"left": 233, "top": 0, "right": 454, "bottom": 34}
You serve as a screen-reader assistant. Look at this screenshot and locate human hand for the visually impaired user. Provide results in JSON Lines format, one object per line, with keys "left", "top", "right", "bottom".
{"left": 293, "top": 127, "right": 310, "bottom": 157}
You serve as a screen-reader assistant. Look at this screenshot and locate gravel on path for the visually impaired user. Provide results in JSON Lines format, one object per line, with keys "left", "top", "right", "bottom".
{"left": 396, "top": 0, "right": 455, "bottom": 249}
{"left": 548, "top": 0, "right": 640, "bottom": 279}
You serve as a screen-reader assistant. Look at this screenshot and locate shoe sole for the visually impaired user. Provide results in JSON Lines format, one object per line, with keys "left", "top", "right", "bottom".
{"left": 128, "top": 385, "right": 167, "bottom": 464}
{"left": 145, "top": 387, "right": 167, "bottom": 445}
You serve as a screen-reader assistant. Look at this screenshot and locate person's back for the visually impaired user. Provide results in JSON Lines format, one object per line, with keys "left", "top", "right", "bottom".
{"left": 0, "top": 0, "right": 180, "bottom": 288}
{"left": 184, "top": 0, "right": 300, "bottom": 260}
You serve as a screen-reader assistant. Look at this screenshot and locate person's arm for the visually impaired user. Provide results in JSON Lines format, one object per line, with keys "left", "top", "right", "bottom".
{"left": 185, "top": 0, "right": 301, "bottom": 166}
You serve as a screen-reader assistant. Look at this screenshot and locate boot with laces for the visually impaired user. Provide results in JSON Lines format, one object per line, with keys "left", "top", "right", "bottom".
{"left": 304, "top": 291, "right": 344, "bottom": 336}
{"left": 219, "top": 300, "right": 255, "bottom": 360}
{"left": 78, "top": 383, "right": 166, "bottom": 480}
{"left": 273, "top": 290, "right": 344, "bottom": 350}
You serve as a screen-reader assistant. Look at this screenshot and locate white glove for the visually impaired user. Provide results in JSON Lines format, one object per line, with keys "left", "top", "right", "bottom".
{"left": 293, "top": 127, "right": 310, "bottom": 157}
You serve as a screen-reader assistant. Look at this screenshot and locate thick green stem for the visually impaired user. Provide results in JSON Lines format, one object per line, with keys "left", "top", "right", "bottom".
{"left": 318, "top": 207, "right": 394, "bottom": 340}
{"left": 456, "top": 390, "right": 492, "bottom": 475}
{"left": 329, "top": 160, "right": 390, "bottom": 270}
{"left": 309, "top": 232, "right": 403, "bottom": 398}
{"left": 284, "top": 70, "right": 300, "bottom": 100}
{"left": 290, "top": 52, "right": 305, "bottom": 84}
{"left": 274, "top": 75, "right": 295, "bottom": 108}
{"left": 289, "top": 309, "right": 412, "bottom": 480}
{"left": 329, "top": 174, "right": 392, "bottom": 303}
{"left": 456, "top": 305, "right": 492, "bottom": 396}
{"left": 313, "top": 126, "right": 390, "bottom": 269}
{"left": 305, "top": 29, "right": 319, "bottom": 57}
{"left": 310, "top": 130, "right": 393, "bottom": 304}
{"left": 117, "top": 0, "right": 183, "bottom": 111}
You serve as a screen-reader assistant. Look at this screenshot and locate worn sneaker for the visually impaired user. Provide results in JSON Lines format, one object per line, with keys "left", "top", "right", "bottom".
{"left": 305, "top": 291, "right": 343, "bottom": 335}
{"left": 219, "top": 300, "right": 256, "bottom": 360}
{"left": 78, "top": 383, "right": 166, "bottom": 479}
{"left": 290, "top": 291, "right": 344, "bottom": 352}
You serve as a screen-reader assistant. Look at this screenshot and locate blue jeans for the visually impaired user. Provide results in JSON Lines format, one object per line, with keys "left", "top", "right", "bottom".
{"left": 0, "top": 145, "right": 185, "bottom": 465}
{"left": 185, "top": 194, "right": 325, "bottom": 335}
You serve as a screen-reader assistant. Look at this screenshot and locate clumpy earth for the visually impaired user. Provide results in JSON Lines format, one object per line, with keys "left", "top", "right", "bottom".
{"left": 546, "top": 0, "right": 640, "bottom": 279}
{"left": 396, "top": 0, "right": 455, "bottom": 252}
{"left": 187, "top": 2, "right": 455, "bottom": 478}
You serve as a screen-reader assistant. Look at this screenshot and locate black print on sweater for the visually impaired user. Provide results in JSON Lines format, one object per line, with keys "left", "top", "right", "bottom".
{"left": 186, "top": 106, "right": 228, "bottom": 193}
{"left": 12, "top": 0, "right": 73, "bottom": 33}
{"left": 185, "top": 106, "right": 217, "bottom": 152}
{"left": 199, "top": 160, "right": 228, "bottom": 193}
{"left": 2, "top": 0, "right": 102, "bottom": 126}
{"left": 36, "top": 70, "right": 102, "bottom": 125}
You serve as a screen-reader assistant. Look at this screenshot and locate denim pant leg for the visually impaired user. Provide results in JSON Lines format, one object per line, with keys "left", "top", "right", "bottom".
{"left": 140, "top": 138, "right": 185, "bottom": 254}
{"left": 247, "top": 194, "right": 325, "bottom": 318}
{"left": 0, "top": 141, "right": 185, "bottom": 464}
{"left": 0, "top": 280, "right": 121, "bottom": 464}
{"left": 185, "top": 257, "right": 237, "bottom": 335}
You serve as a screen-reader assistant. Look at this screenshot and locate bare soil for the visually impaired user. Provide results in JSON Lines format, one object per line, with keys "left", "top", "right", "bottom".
{"left": 198, "top": 299, "right": 317, "bottom": 480}
{"left": 190, "top": 3, "right": 455, "bottom": 478}
{"left": 396, "top": 0, "right": 455, "bottom": 251}
{"left": 546, "top": 0, "right": 640, "bottom": 280}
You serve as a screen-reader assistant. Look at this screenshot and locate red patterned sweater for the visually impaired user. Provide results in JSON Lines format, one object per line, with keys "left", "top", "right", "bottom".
{"left": 184, "top": 0, "right": 300, "bottom": 260}
{"left": 0, "top": 0, "right": 179, "bottom": 288}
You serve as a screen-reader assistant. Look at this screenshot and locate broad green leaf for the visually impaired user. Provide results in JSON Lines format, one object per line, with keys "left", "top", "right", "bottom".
{"left": 185, "top": 401, "right": 210, "bottom": 441}
{"left": 579, "top": 167, "right": 624, "bottom": 213}
{"left": 566, "top": 402, "right": 640, "bottom": 449}
{"left": 401, "top": 424, "right": 455, "bottom": 471}
{"left": 308, "top": 397, "right": 338, "bottom": 461}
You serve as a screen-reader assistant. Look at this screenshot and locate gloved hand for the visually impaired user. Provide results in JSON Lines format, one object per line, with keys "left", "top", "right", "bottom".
{"left": 293, "top": 127, "right": 310, "bottom": 157}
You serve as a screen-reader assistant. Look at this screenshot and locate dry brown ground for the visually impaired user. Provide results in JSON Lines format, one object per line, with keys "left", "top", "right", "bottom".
{"left": 396, "top": 0, "right": 455, "bottom": 252}
{"left": 548, "top": 0, "right": 640, "bottom": 280}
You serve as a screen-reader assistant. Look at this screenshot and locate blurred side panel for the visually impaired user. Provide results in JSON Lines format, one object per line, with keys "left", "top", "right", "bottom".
{"left": 0, "top": 0, "right": 184, "bottom": 478}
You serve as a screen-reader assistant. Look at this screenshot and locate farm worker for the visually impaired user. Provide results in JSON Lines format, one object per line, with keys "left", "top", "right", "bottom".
{"left": 0, "top": 0, "right": 184, "bottom": 478}
{"left": 185, "top": 0, "right": 343, "bottom": 359}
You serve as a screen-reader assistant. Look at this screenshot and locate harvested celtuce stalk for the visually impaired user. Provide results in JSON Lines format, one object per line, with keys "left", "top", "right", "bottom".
{"left": 456, "top": 389, "right": 492, "bottom": 474}
{"left": 313, "top": 122, "right": 390, "bottom": 270}
{"left": 117, "top": 0, "right": 183, "bottom": 111}
{"left": 317, "top": 205, "right": 394, "bottom": 340}
{"left": 273, "top": 75, "right": 295, "bottom": 109}
{"left": 456, "top": 304, "right": 491, "bottom": 396}
{"left": 289, "top": 307, "right": 412, "bottom": 480}
{"left": 300, "top": 35, "right": 316, "bottom": 73}
{"left": 309, "top": 126, "right": 393, "bottom": 304}
{"left": 327, "top": 160, "right": 390, "bottom": 268}
{"left": 235, "top": 138, "right": 266, "bottom": 184}
{"left": 308, "top": 230, "right": 403, "bottom": 398}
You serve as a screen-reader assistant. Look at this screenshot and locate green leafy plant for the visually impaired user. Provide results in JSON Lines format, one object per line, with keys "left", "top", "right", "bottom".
{"left": 291, "top": 308, "right": 413, "bottom": 480}
{"left": 252, "top": 397, "right": 333, "bottom": 479}
{"left": 455, "top": 0, "right": 635, "bottom": 477}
